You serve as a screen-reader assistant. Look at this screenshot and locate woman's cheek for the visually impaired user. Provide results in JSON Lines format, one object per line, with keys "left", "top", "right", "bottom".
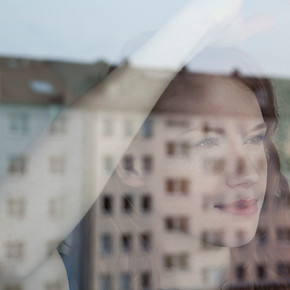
{"left": 203, "top": 157, "right": 226, "bottom": 174}
{"left": 247, "top": 143, "right": 267, "bottom": 170}
{"left": 199, "top": 147, "right": 226, "bottom": 175}
{"left": 251, "top": 149, "right": 268, "bottom": 201}
{"left": 257, "top": 155, "right": 267, "bottom": 173}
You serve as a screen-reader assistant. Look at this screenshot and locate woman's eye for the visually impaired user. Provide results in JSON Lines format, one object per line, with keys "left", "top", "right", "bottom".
{"left": 194, "top": 137, "right": 220, "bottom": 148}
{"left": 246, "top": 133, "right": 266, "bottom": 145}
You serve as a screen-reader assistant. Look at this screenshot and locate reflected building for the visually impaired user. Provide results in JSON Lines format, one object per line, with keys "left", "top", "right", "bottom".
{"left": 87, "top": 71, "right": 290, "bottom": 290}
{"left": 0, "top": 57, "right": 108, "bottom": 290}
{"left": 90, "top": 111, "right": 229, "bottom": 290}
{"left": 225, "top": 79, "right": 290, "bottom": 289}
{"left": 1, "top": 57, "right": 290, "bottom": 290}
{"left": 226, "top": 190, "right": 290, "bottom": 289}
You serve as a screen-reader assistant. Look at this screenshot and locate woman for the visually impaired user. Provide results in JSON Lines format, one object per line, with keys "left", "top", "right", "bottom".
{"left": 95, "top": 67, "right": 289, "bottom": 290}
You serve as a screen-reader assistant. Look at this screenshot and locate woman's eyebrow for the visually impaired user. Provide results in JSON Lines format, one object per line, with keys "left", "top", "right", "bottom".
{"left": 251, "top": 122, "right": 267, "bottom": 132}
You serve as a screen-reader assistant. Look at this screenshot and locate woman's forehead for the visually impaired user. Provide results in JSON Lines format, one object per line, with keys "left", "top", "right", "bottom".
{"left": 154, "top": 74, "right": 263, "bottom": 119}
{"left": 195, "top": 76, "right": 262, "bottom": 117}
{"left": 178, "top": 116, "right": 266, "bottom": 137}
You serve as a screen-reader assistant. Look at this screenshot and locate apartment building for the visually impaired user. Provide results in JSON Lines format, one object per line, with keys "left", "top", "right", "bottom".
{"left": 0, "top": 57, "right": 107, "bottom": 290}
{"left": 90, "top": 111, "right": 230, "bottom": 290}
{"left": 1, "top": 57, "right": 290, "bottom": 290}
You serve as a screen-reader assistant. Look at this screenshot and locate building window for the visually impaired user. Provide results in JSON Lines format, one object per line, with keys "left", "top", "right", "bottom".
{"left": 214, "top": 231, "right": 224, "bottom": 246}
{"left": 8, "top": 113, "right": 29, "bottom": 135}
{"left": 140, "top": 272, "right": 151, "bottom": 290}
{"left": 124, "top": 119, "right": 134, "bottom": 137}
{"left": 103, "top": 118, "right": 113, "bottom": 136}
{"left": 101, "top": 234, "right": 112, "bottom": 255}
{"left": 141, "top": 119, "right": 153, "bottom": 138}
{"left": 180, "top": 216, "right": 189, "bottom": 232}
{"left": 141, "top": 194, "right": 152, "bottom": 213}
{"left": 164, "top": 216, "right": 189, "bottom": 233}
{"left": 277, "top": 262, "right": 290, "bottom": 277}
{"left": 165, "top": 178, "right": 189, "bottom": 195}
{"left": 164, "top": 253, "right": 189, "bottom": 270}
{"left": 100, "top": 274, "right": 111, "bottom": 290}
{"left": 277, "top": 228, "right": 290, "bottom": 242}
{"left": 256, "top": 264, "right": 266, "bottom": 279}
{"left": 166, "top": 141, "right": 190, "bottom": 157}
{"left": 122, "top": 195, "right": 133, "bottom": 213}
{"left": 120, "top": 273, "right": 131, "bottom": 290}
{"left": 142, "top": 155, "right": 153, "bottom": 174}
{"left": 180, "top": 142, "right": 190, "bottom": 156}
{"left": 140, "top": 232, "right": 151, "bottom": 252}
{"left": 122, "top": 155, "right": 134, "bottom": 171}
{"left": 8, "top": 156, "right": 26, "bottom": 175}
{"left": 49, "top": 156, "right": 65, "bottom": 174}
{"left": 166, "top": 142, "right": 176, "bottom": 155}
{"left": 29, "top": 79, "right": 55, "bottom": 95}
{"left": 202, "top": 267, "right": 225, "bottom": 285}
{"left": 6, "top": 198, "right": 25, "bottom": 218}
{"left": 121, "top": 233, "right": 132, "bottom": 253}
{"left": 201, "top": 231, "right": 224, "bottom": 248}
{"left": 165, "top": 217, "right": 174, "bottom": 230}
{"left": 48, "top": 199, "right": 61, "bottom": 218}
{"left": 103, "top": 156, "right": 114, "bottom": 173}
{"left": 180, "top": 179, "right": 189, "bottom": 194}
{"left": 179, "top": 253, "right": 188, "bottom": 270}
{"left": 164, "top": 255, "right": 174, "bottom": 269}
{"left": 236, "top": 265, "right": 246, "bottom": 280}
{"left": 101, "top": 194, "right": 113, "bottom": 214}
{"left": 166, "top": 179, "right": 175, "bottom": 193}
{"left": 5, "top": 241, "right": 24, "bottom": 261}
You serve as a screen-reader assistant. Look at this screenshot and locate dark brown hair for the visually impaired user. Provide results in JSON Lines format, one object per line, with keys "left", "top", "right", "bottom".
{"left": 154, "top": 68, "right": 290, "bottom": 288}
{"left": 232, "top": 72, "right": 289, "bottom": 204}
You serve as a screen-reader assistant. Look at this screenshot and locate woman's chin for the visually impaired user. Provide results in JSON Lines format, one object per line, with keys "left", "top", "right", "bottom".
{"left": 227, "top": 230, "right": 257, "bottom": 248}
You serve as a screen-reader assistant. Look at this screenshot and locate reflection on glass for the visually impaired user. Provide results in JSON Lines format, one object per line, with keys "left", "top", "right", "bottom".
{"left": 1, "top": 56, "right": 290, "bottom": 290}
{"left": 90, "top": 68, "right": 290, "bottom": 290}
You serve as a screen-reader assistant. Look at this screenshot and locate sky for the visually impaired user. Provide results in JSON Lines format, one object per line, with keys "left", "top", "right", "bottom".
{"left": 0, "top": 0, "right": 290, "bottom": 77}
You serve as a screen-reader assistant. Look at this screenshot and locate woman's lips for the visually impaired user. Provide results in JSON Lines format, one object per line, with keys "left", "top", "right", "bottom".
{"left": 214, "top": 199, "right": 258, "bottom": 217}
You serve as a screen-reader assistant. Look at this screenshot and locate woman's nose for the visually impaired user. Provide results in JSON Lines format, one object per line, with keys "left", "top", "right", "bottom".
{"left": 225, "top": 148, "right": 260, "bottom": 188}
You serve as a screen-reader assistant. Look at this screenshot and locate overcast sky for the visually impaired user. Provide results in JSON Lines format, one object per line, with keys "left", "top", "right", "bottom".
{"left": 0, "top": 0, "right": 290, "bottom": 77}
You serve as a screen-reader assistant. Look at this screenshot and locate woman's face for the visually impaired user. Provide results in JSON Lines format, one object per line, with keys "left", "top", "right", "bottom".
{"left": 179, "top": 76, "right": 267, "bottom": 247}
{"left": 117, "top": 74, "right": 267, "bottom": 248}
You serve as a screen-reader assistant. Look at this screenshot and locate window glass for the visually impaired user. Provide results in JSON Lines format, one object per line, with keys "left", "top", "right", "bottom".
{"left": 2, "top": 1, "right": 290, "bottom": 289}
